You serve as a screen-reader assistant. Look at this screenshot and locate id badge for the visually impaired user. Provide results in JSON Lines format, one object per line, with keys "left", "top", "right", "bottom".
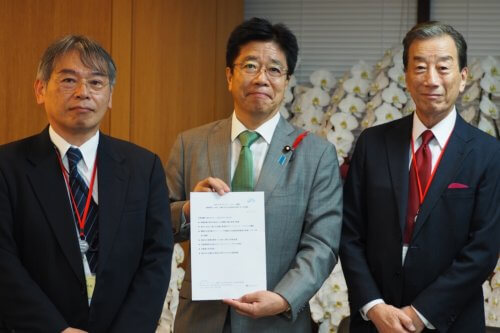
{"left": 86, "top": 274, "right": 96, "bottom": 304}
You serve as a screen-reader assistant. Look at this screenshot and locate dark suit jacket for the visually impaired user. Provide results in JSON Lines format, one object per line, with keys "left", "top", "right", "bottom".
{"left": 0, "top": 128, "right": 173, "bottom": 333}
{"left": 340, "top": 114, "right": 500, "bottom": 332}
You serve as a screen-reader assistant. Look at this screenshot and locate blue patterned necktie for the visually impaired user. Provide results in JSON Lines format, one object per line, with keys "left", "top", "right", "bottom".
{"left": 67, "top": 147, "right": 99, "bottom": 273}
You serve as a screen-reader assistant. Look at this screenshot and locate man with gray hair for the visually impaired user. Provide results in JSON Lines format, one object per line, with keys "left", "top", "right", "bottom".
{"left": 341, "top": 22, "right": 499, "bottom": 332}
{"left": 0, "top": 35, "right": 173, "bottom": 332}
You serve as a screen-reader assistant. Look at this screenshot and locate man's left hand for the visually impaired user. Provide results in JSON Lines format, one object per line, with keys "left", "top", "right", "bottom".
{"left": 223, "top": 291, "right": 289, "bottom": 319}
{"left": 401, "top": 306, "right": 425, "bottom": 333}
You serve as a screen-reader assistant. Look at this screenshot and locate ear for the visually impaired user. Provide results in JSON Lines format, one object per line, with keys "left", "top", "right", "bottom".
{"left": 34, "top": 79, "right": 46, "bottom": 104}
{"left": 459, "top": 67, "right": 468, "bottom": 93}
{"left": 108, "top": 88, "right": 113, "bottom": 109}
{"left": 225, "top": 67, "right": 233, "bottom": 92}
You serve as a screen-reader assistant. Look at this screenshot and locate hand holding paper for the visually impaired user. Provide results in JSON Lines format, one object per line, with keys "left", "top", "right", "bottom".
{"left": 223, "top": 291, "right": 289, "bottom": 318}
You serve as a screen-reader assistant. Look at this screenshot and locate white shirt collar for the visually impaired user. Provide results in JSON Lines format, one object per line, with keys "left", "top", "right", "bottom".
{"left": 49, "top": 126, "right": 99, "bottom": 171}
{"left": 231, "top": 111, "right": 280, "bottom": 144}
{"left": 412, "top": 107, "right": 456, "bottom": 148}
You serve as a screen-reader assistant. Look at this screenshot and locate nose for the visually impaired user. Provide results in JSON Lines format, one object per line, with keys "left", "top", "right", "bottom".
{"left": 424, "top": 67, "right": 440, "bottom": 86}
{"left": 74, "top": 80, "right": 90, "bottom": 99}
{"left": 252, "top": 67, "right": 270, "bottom": 85}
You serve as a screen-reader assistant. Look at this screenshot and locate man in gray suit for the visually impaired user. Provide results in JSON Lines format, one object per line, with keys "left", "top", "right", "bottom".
{"left": 167, "top": 17, "right": 342, "bottom": 333}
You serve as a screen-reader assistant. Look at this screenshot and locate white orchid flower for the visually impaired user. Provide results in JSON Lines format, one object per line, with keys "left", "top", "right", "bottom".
{"left": 375, "top": 52, "right": 393, "bottom": 71}
{"left": 327, "top": 128, "right": 354, "bottom": 160}
{"left": 361, "top": 109, "right": 376, "bottom": 129}
{"left": 279, "top": 104, "right": 291, "bottom": 120}
{"left": 478, "top": 114, "right": 496, "bottom": 137}
{"left": 481, "top": 56, "right": 500, "bottom": 77}
{"left": 351, "top": 60, "right": 372, "bottom": 80}
{"left": 486, "top": 288, "right": 500, "bottom": 327}
{"left": 284, "top": 87, "right": 294, "bottom": 104}
{"left": 366, "top": 92, "right": 382, "bottom": 111}
{"left": 402, "top": 97, "right": 416, "bottom": 116}
{"left": 331, "top": 86, "right": 346, "bottom": 105}
{"left": 479, "top": 94, "right": 499, "bottom": 119}
{"left": 467, "top": 58, "right": 484, "bottom": 83}
{"left": 480, "top": 73, "right": 500, "bottom": 96}
{"left": 173, "top": 243, "right": 185, "bottom": 265}
{"left": 484, "top": 281, "right": 493, "bottom": 302}
{"left": 370, "top": 71, "right": 390, "bottom": 95}
{"left": 388, "top": 64, "right": 406, "bottom": 88}
{"left": 462, "top": 81, "right": 481, "bottom": 105}
{"left": 459, "top": 106, "right": 477, "bottom": 124}
{"left": 310, "top": 69, "right": 336, "bottom": 90}
{"left": 343, "top": 77, "right": 370, "bottom": 97}
{"left": 338, "top": 93, "right": 366, "bottom": 118}
{"left": 330, "top": 112, "right": 358, "bottom": 131}
{"left": 302, "top": 87, "right": 331, "bottom": 108}
{"left": 373, "top": 102, "right": 403, "bottom": 126}
{"left": 288, "top": 74, "right": 297, "bottom": 88}
{"left": 382, "top": 82, "right": 407, "bottom": 108}
{"left": 392, "top": 48, "right": 404, "bottom": 67}
{"left": 294, "top": 107, "right": 325, "bottom": 132}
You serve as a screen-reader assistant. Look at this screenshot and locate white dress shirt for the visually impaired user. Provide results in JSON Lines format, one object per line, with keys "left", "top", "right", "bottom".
{"left": 361, "top": 109, "right": 456, "bottom": 329}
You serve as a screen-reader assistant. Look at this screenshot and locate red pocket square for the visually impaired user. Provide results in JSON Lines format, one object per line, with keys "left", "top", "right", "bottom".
{"left": 448, "top": 183, "right": 469, "bottom": 189}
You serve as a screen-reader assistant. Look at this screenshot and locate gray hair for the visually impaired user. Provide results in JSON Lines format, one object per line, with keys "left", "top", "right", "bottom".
{"left": 36, "top": 35, "right": 117, "bottom": 87}
{"left": 403, "top": 21, "right": 467, "bottom": 71}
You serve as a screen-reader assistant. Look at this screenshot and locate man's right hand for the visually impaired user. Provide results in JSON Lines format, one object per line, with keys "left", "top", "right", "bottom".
{"left": 62, "top": 328, "right": 87, "bottom": 333}
{"left": 367, "top": 303, "right": 416, "bottom": 333}
{"left": 182, "top": 177, "right": 230, "bottom": 221}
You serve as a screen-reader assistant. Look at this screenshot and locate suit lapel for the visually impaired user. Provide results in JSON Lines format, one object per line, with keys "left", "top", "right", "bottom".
{"left": 207, "top": 118, "right": 232, "bottom": 185}
{"left": 96, "top": 134, "right": 129, "bottom": 271}
{"left": 411, "top": 115, "right": 471, "bottom": 240}
{"left": 385, "top": 116, "right": 413, "bottom": 234}
{"left": 255, "top": 117, "right": 296, "bottom": 193}
{"left": 26, "top": 129, "right": 85, "bottom": 283}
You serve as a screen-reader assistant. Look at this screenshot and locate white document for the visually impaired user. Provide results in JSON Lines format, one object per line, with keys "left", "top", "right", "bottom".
{"left": 190, "top": 191, "right": 266, "bottom": 300}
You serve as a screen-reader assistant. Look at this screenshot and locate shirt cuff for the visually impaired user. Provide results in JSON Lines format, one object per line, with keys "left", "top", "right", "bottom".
{"left": 360, "top": 299, "right": 385, "bottom": 320}
{"left": 412, "top": 305, "right": 435, "bottom": 329}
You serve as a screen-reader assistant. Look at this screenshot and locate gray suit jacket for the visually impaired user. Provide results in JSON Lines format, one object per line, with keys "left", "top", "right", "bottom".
{"left": 167, "top": 116, "right": 342, "bottom": 333}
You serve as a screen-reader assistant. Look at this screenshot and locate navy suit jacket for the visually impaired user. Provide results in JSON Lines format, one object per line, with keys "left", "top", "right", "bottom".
{"left": 340, "top": 114, "right": 500, "bottom": 332}
{"left": 0, "top": 128, "right": 173, "bottom": 332}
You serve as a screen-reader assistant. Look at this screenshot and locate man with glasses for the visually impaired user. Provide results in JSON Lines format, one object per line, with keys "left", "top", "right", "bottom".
{"left": 167, "top": 17, "right": 342, "bottom": 333}
{"left": 0, "top": 35, "right": 173, "bottom": 332}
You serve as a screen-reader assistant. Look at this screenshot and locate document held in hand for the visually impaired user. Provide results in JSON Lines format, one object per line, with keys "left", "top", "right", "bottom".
{"left": 190, "top": 191, "right": 267, "bottom": 300}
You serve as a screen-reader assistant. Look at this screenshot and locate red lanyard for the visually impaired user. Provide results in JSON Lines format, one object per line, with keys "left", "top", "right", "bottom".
{"left": 56, "top": 150, "right": 98, "bottom": 238}
{"left": 410, "top": 130, "right": 452, "bottom": 204}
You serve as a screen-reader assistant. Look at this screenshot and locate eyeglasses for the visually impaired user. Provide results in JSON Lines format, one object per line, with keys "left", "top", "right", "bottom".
{"left": 234, "top": 61, "right": 288, "bottom": 79}
{"left": 56, "top": 75, "right": 110, "bottom": 93}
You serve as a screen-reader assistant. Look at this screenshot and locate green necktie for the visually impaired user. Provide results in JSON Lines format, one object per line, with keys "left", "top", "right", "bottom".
{"left": 232, "top": 131, "right": 260, "bottom": 191}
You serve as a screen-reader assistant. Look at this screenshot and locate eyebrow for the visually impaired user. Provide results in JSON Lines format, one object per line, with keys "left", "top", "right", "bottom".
{"left": 241, "top": 56, "right": 285, "bottom": 67}
{"left": 57, "top": 69, "right": 107, "bottom": 77}
{"left": 413, "top": 55, "right": 454, "bottom": 63}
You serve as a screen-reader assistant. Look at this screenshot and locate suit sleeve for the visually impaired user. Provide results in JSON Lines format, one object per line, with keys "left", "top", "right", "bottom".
{"left": 273, "top": 143, "right": 343, "bottom": 321}
{"left": 412, "top": 146, "right": 500, "bottom": 331}
{"left": 0, "top": 168, "right": 68, "bottom": 332}
{"left": 109, "top": 155, "right": 174, "bottom": 332}
{"left": 166, "top": 133, "right": 190, "bottom": 242}
{"left": 339, "top": 131, "right": 385, "bottom": 313}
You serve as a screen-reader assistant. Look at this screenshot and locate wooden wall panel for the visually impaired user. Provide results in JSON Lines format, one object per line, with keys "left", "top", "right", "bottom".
{"left": 1, "top": 0, "right": 243, "bottom": 164}
{"left": 130, "top": 0, "right": 217, "bottom": 163}
{"left": 0, "top": 0, "right": 112, "bottom": 144}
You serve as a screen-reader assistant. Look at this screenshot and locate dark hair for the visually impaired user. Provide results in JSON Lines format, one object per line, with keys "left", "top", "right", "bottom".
{"left": 403, "top": 21, "right": 467, "bottom": 71}
{"left": 37, "top": 35, "right": 117, "bottom": 87}
{"left": 226, "top": 17, "right": 299, "bottom": 78}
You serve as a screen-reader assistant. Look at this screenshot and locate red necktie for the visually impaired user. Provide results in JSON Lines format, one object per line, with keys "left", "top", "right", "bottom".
{"left": 404, "top": 130, "right": 434, "bottom": 244}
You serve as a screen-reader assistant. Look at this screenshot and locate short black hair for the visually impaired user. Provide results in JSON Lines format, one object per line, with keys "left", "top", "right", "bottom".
{"left": 403, "top": 21, "right": 467, "bottom": 71}
{"left": 226, "top": 17, "right": 299, "bottom": 78}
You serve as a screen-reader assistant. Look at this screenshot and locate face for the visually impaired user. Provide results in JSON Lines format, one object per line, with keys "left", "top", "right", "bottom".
{"left": 226, "top": 41, "right": 289, "bottom": 128}
{"left": 34, "top": 50, "right": 112, "bottom": 143}
{"left": 405, "top": 35, "right": 467, "bottom": 127}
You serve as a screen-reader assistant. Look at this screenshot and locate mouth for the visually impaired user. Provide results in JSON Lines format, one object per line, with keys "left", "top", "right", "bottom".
{"left": 421, "top": 93, "right": 442, "bottom": 100}
{"left": 69, "top": 106, "right": 95, "bottom": 112}
{"left": 247, "top": 92, "right": 272, "bottom": 99}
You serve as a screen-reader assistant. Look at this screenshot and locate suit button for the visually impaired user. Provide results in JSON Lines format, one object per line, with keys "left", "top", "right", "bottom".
{"left": 395, "top": 270, "right": 401, "bottom": 276}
